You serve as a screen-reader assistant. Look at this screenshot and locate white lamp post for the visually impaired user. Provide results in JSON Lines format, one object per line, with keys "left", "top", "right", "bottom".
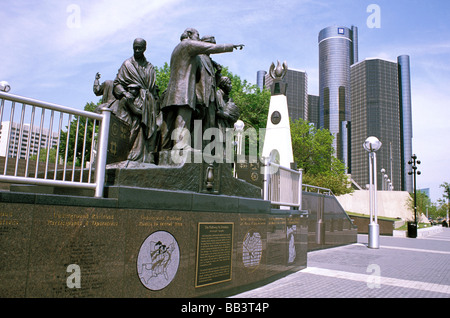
{"left": 233, "top": 120, "right": 245, "bottom": 178}
{"left": 0, "top": 81, "right": 11, "bottom": 92}
{"left": 363, "top": 136, "right": 382, "bottom": 249}
{"left": 234, "top": 120, "right": 244, "bottom": 155}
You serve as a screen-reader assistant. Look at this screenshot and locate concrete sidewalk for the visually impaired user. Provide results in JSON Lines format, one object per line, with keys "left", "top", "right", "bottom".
{"left": 231, "top": 228, "right": 450, "bottom": 298}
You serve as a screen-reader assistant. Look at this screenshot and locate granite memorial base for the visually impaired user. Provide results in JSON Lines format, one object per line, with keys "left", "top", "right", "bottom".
{"left": 0, "top": 186, "right": 308, "bottom": 298}
{"left": 302, "top": 191, "right": 358, "bottom": 251}
{"left": 0, "top": 155, "right": 358, "bottom": 298}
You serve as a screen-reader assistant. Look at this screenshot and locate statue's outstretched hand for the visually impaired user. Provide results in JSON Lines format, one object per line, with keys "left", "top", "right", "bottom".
{"left": 233, "top": 44, "right": 245, "bottom": 50}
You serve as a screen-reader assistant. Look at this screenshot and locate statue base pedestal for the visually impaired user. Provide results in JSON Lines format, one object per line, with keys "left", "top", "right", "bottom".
{"left": 9, "top": 149, "right": 262, "bottom": 199}
{"left": 104, "top": 149, "right": 261, "bottom": 198}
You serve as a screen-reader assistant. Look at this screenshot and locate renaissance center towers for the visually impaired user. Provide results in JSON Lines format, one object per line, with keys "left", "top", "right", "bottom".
{"left": 318, "top": 25, "right": 358, "bottom": 169}
{"left": 257, "top": 24, "right": 413, "bottom": 191}
{"left": 397, "top": 55, "right": 413, "bottom": 193}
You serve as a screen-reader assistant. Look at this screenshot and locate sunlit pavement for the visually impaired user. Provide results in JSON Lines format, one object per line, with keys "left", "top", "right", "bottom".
{"left": 231, "top": 228, "right": 450, "bottom": 298}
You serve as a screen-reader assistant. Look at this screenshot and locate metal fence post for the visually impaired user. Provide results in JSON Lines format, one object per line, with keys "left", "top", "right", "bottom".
{"left": 298, "top": 168, "right": 303, "bottom": 210}
{"left": 94, "top": 108, "right": 111, "bottom": 198}
{"left": 263, "top": 157, "right": 270, "bottom": 201}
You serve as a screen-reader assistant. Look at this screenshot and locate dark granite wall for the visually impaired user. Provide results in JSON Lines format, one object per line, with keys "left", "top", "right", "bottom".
{"left": 0, "top": 189, "right": 308, "bottom": 298}
{"left": 0, "top": 187, "right": 356, "bottom": 298}
{"left": 302, "top": 192, "right": 358, "bottom": 251}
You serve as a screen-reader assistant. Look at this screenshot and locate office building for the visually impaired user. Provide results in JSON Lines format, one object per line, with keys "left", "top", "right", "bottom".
{"left": 350, "top": 57, "right": 413, "bottom": 191}
{"left": 318, "top": 25, "right": 358, "bottom": 166}
{"left": 307, "top": 94, "right": 320, "bottom": 127}
{"left": 0, "top": 121, "right": 59, "bottom": 159}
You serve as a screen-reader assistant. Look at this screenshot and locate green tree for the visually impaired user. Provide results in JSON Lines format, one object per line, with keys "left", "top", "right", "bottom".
{"left": 220, "top": 67, "right": 270, "bottom": 131}
{"left": 154, "top": 62, "right": 171, "bottom": 94}
{"left": 439, "top": 182, "right": 450, "bottom": 219}
{"left": 30, "top": 147, "right": 58, "bottom": 164}
{"left": 219, "top": 67, "right": 270, "bottom": 158}
{"left": 408, "top": 190, "right": 432, "bottom": 216}
{"left": 59, "top": 101, "right": 99, "bottom": 166}
{"left": 441, "top": 182, "right": 450, "bottom": 201}
{"left": 290, "top": 118, "right": 352, "bottom": 195}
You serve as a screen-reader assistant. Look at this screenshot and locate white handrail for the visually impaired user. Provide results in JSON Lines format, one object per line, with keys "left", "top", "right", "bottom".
{"left": 262, "top": 158, "right": 303, "bottom": 208}
{"left": 0, "top": 91, "right": 110, "bottom": 197}
{"left": 302, "top": 184, "right": 334, "bottom": 196}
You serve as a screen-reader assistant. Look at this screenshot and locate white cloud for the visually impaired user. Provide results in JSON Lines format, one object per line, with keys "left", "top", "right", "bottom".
{"left": 59, "top": 1, "right": 182, "bottom": 52}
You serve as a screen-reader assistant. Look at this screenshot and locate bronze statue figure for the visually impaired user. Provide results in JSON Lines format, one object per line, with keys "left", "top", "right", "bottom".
{"left": 195, "top": 36, "right": 222, "bottom": 130}
{"left": 93, "top": 72, "right": 115, "bottom": 113}
{"left": 216, "top": 76, "right": 239, "bottom": 135}
{"left": 159, "top": 28, "right": 244, "bottom": 151}
{"left": 94, "top": 31, "right": 244, "bottom": 166}
{"left": 112, "top": 38, "right": 160, "bottom": 163}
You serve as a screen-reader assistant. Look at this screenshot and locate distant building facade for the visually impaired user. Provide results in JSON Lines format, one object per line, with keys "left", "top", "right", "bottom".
{"left": 255, "top": 25, "right": 415, "bottom": 193}
{"left": 0, "top": 121, "right": 58, "bottom": 159}
{"left": 350, "top": 57, "right": 413, "bottom": 192}
{"left": 397, "top": 55, "right": 414, "bottom": 193}
{"left": 307, "top": 94, "right": 320, "bottom": 127}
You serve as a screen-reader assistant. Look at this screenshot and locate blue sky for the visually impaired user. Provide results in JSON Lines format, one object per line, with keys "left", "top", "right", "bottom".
{"left": 1, "top": 0, "right": 449, "bottom": 202}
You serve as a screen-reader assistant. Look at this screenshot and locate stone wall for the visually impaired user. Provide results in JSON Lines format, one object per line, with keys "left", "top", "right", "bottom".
{"left": 302, "top": 191, "right": 357, "bottom": 251}
{"left": 336, "top": 190, "right": 414, "bottom": 220}
{"left": 0, "top": 188, "right": 308, "bottom": 298}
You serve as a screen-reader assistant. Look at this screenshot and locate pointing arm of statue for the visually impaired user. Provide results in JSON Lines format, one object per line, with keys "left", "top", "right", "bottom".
{"left": 93, "top": 72, "right": 102, "bottom": 96}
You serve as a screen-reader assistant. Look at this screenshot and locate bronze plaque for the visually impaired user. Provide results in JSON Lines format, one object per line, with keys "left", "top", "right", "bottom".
{"left": 107, "top": 114, "right": 131, "bottom": 164}
{"left": 235, "top": 160, "right": 263, "bottom": 188}
{"left": 270, "top": 111, "right": 281, "bottom": 125}
{"left": 195, "top": 222, "right": 234, "bottom": 288}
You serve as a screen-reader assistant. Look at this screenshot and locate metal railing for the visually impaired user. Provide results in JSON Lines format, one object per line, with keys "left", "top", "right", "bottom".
{"left": 262, "top": 158, "right": 303, "bottom": 208}
{"left": 302, "top": 184, "right": 334, "bottom": 196}
{"left": 0, "top": 91, "right": 110, "bottom": 197}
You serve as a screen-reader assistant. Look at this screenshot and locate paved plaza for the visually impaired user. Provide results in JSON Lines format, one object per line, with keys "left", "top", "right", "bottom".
{"left": 231, "top": 228, "right": 450, "bottom": 298}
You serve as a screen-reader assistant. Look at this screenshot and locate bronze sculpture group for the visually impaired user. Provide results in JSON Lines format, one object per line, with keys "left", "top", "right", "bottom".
{"left": 94, "top": 28, "right": 243, "bottom": 165}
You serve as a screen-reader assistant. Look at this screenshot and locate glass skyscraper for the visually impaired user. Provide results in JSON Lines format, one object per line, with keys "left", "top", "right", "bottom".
{"left": 398, "top": 55, "right": 413, "bottom": 193}
{"left": 350, "top": 57, "right": 413, "bottom": 192}
{"left": 255, "top": 25, "right": 413, "bottom": 192}
{"left": 307, "top": 94, "right": 319, "bottom": 127}
{"left": 256, "top": 70, "right": 267, "bottom": 92}
{"left": 318, "top": 25, "right": 358, "bottom": 167}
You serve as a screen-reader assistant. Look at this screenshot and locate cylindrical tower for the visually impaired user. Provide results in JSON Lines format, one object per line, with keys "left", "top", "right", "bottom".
{"left": 398, "top": 55, "right": 413, "bottom": 193}
{"left": 256, "top": 70, "right": 267, "bottom": 92}
{"left": 318, "top": 25, "right": 358, "bottom": 163}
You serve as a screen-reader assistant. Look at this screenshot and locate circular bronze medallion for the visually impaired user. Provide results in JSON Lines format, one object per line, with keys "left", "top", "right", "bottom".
{"left": 271, "top": 111, "right": 281, "bottom": 125}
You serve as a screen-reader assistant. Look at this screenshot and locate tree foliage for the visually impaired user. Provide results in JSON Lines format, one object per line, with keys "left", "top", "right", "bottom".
{"left": 154, "top": 62, "right": 171, "bottom": 94}
{"left": 59, "top": 101, "right": 99, "bottom": 166}
{"left": 438, "top": 182, "right": 450, "bottom": 219}
{"left": 220, "top": 67, "right": 270, "bottom": 131}
{"left": 410, "top": 184, "right": 449, "bottom": 220}
{"left": 290, "top": 118, "right": 352, "bottom": 195}
{"left": 407, "top": 190, "right": 432, "bottom": 216}
{"left": 30, "top": 147, "right": 58, "bottom": 164}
